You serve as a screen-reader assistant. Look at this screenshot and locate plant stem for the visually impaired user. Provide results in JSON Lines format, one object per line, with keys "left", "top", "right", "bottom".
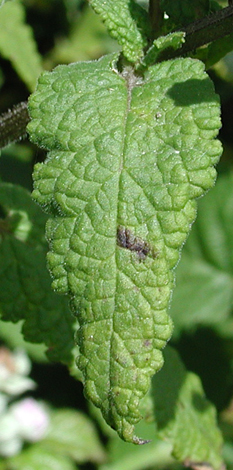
{"left": 0, "top": 101, "right": 30, "bottom": 149}
{"left": 159, "top": 4, "right": 233, "bottom": 61}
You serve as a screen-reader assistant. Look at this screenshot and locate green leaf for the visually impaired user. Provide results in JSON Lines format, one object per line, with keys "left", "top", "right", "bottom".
{"left": 7, "top": 446, "right": 78, "bottom": 470}
{"left": 194, "top": 33, "right": 233, "bottom": 70}
{"left": 160, "top": 0, "right": 210, "bottom": 27}
{"left": 170, "top": 172, "right": 233, "bottom": 336}
{"left": 142, "top": 32, "right": 185, "bottom": 68}
{"left": 207, "top": 34, "right": 233, "bottom": 71}
{"left": 0, "top": 183, "right": 76, "bottom": 363}
{"left": 0, "top": 0, "right": 42, "bottom": 91}
{"left": 89, "top": 0, "right": 149, "bottom": 63}
{"left": 171, "top": 253, "right": 233, "bottom": 334}
{"left": 28, "top": 53, "right": 222, "bottom": 443}
{"left": 43, "top": 409, "right": 106, "bottom": 464}
{"left": 152, "top": 346, "right": 224, "bottom": 469}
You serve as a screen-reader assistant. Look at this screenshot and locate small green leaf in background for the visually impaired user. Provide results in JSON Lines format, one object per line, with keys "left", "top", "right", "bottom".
{"left": 89, "top": 0, "right": 150, "bottom": 64}
{"left": 5, "top": 446, "right": 78, "bottom": 470}
{"left": 42, "top": 409, "right": 106, "bottom": 464}
{"left": 216, "top": 49, "right": 233, "bottom": 85}
{"left": 170, "top": 172, "right": 233, "bottom": 337}
{"left": 194, "top": 33, "right": 233, "bottom": 70}
{"left": 28, "top": 49, "right": 222, "bottom": 443}
{"left": 152, "top": 346, "right": 224, "bottom": 469}
{"left": 0, "top": 0, "right": 43, "bottom": 91}
{"left": 0, "top": 183, "right": 76, "bottom": 363}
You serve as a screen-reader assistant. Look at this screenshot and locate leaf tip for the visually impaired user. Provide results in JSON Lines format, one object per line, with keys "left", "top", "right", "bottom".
{"left": 132, "top": 436, "right": 151, "bottom": 445}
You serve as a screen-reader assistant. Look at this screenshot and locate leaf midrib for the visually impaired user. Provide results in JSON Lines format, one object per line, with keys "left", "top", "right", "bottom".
{"left": 109, "top": 67, "right": 142, "bottom": 414}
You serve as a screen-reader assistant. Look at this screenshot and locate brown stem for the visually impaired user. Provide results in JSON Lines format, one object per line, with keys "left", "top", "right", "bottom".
{"left": 0, "top": 101, "right": 30, "bottom": 149}
{"left": 159, "top": 4, "right": 233, "bottom": 61}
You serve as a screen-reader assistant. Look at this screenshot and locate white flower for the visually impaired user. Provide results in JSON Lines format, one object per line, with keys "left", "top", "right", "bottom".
{"left": 0, "top": 348, "right": 36, "bottom": 395}
{"left": 10, "top": 398, "right": 50, "bottom": 442}
{"left": 0, "top": 398, "right": 50, "bottom": 457}
{"left": 13, "top": 349, "right": 32, "bottom": 376}
{"left": 0, "top": 413, "right": 23, "bottom": 457}
{"left": 0, "top": 436, "right": 22, "bottom": 458}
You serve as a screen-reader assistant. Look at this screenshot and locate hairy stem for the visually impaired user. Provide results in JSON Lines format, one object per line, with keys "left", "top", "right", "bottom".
{"left": 0, "top": 101, "right": 30, "bottom": 149}
{"left": 159, "top": 4, "right": 233, "bottom": 61}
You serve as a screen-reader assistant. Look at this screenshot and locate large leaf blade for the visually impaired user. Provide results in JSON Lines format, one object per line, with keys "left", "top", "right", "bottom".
{"left": 28, "top": 53, "right": 222, "bottom": 442}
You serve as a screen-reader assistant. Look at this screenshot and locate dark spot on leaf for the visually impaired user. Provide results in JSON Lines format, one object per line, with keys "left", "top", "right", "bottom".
{"left": 117, "top": 226, "right": 157, "bottom": 261}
